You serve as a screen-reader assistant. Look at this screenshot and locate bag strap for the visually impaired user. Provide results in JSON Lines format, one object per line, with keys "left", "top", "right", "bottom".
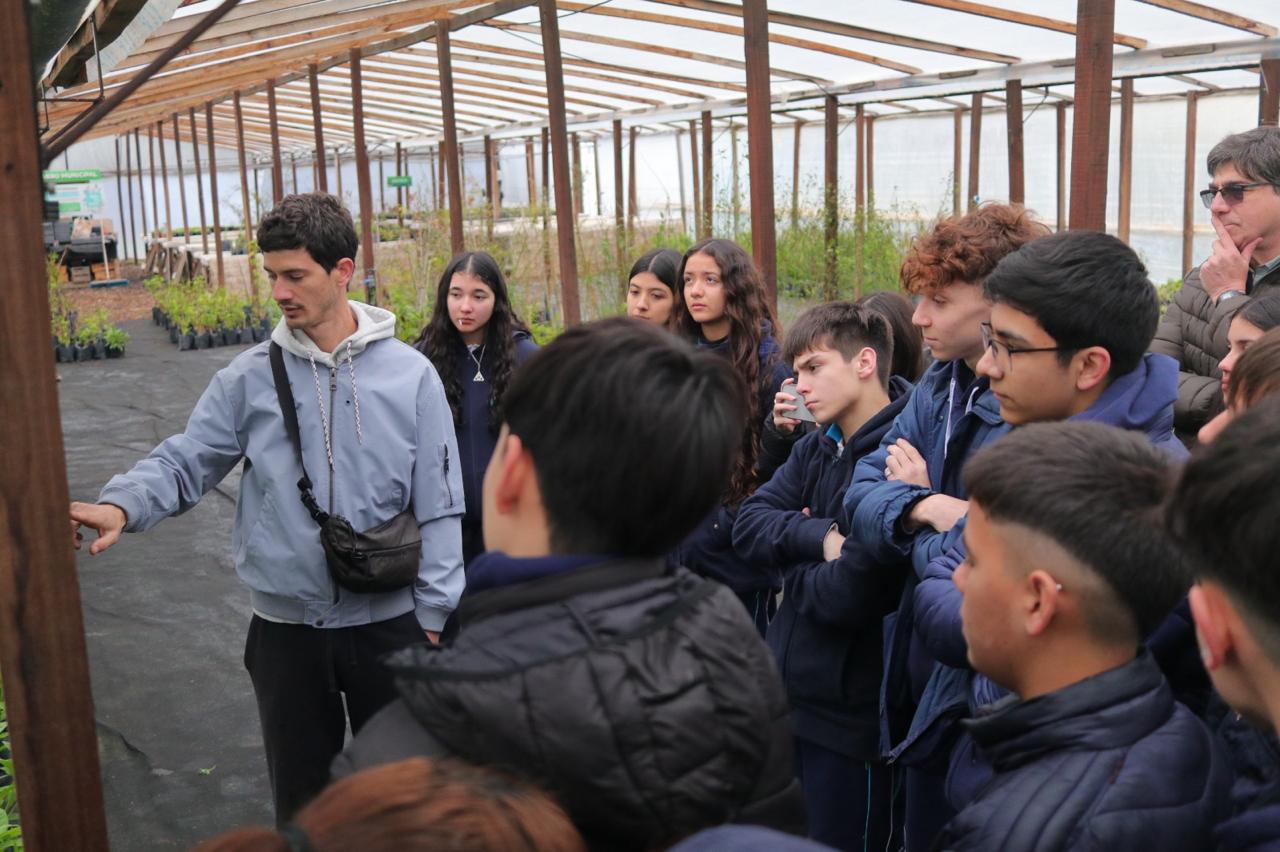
{"left": 269, "top": 342, "right": 330, "bottom": 525}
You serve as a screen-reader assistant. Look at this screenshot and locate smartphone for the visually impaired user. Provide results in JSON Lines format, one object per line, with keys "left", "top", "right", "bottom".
{"left": 786, "top": 387, "right": 817, "bottom": 423}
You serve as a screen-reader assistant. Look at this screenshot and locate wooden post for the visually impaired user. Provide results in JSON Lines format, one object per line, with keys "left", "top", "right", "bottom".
{"left": 189, "top": 107, "right": 208, "bottom": 253}
{"left": 156, "top": 120, "right": 172, "bottom": 238}
{"left": 953, "top": 108, "right": 963, "bottom": 215}
{"left": 1056, "top": 101, "right": 1067, "bottom": 231}
{"left": 292, "top": 154, "right": 300, "bottom": 196}
{"left": 253, "top": 163, "right": 261, "bottom": 219}
{"left": 525, "top": 137, "right": 537, "bottom": 212}
{"left": 115, "top": 136, "right": 132, "bottom": 263}
{"left": 824, "top": 94, "right": 839, "bottom": 302}
{"left": 125, "top": 132, "right": 139, "bottom": 260}
{"left": 1183, "top": 91, "right": 1198, "bottom": 273}
{"left": 540, "top": 0, "right": 581, "bottom": 326}
{"left": 689, "top": 118, "right": 701, "bottom": 237}
{"left": 593, "top": 137, "right": 604, "bottom": 216}
{"left": 436, "top": 145, "right": 446, "bottom": 211}
{"left": 674, "top": 130, "right": 689, "bottom": 234}
{"left": 730, "top": 121, "right": 741, "bottom": 235}
{"left": 1006, "top": 80, "right": 1024, "bottom": 205}
{"left": 1069, "top": 0, "right": 1116, "bottom": 231}
{"left": 541, "top": 126, "right": 553, "bottom": 306}
{"left": 1118, "top": 78, "right": 1135, "bottom": 242}
{"left": 0, "top": 0, "right": 110, "bottom": 844}
{"left": 614, "top": 119, "right": 626, "bottom": 278}
{"left": 484, "top": 135, "right": 495, "bottom": 239}
{"left": 701, "top": 110, "right": 713, "bottom": 239}
{"left": 491, "top": 139, "right": 502, "bottom": 223}
{"left": 437, "top": 27, "right": 465, "bottom": 255}
{"left": 335, "top": 148, "right": 343, "bottom": 204}
{"left": 855, "top": 104, "right": 865, "bottom": 298}
{"left": 1261, "top": 60, "right": 1280, "bottom": 127}
{"left": 267, "top": 79, "right": 283, "bottom": 204}
{"left": 206, "top": 102, "right": 225, "bottom": 287}
{"left": 791, "top": 120, "right": 804, "bottom": 229}
{"left": 171, "top": 115, "right": 190, "bottom": 241}
{"left": 397, "top": 140, "right": 405, "bottom": 232}
{"left": 309, "top": 64, "right": 328, "bottom": 193}
{"left": 628, "top": 125, "right": 638, "bottom": 239}
{"left": 866, "top": 115, "right": 875, "bottom": 208}
{"left": 743, "top": 0, "right": 777, "bottom": 303}
{"left": 148, "top": 127, "right": 159, "bottom": 239}
{"left": 234, "top": 91, "right": 257, "bottom": 303}
{"left": 968, "top": 93, "right": 983, "bottom": 212}
{"left": 571, "top": 132, "right": 583, "bottom": 217}
{"left": 134, "top": 130, "right": 149, "bottom": 246}
{"left": 350, "top": 46, "right": 378, "bottom": 298}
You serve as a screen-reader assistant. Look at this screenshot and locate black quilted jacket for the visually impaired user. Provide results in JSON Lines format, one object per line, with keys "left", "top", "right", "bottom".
{"left": 334, "top": 558, "right": 805, "bottom": 851}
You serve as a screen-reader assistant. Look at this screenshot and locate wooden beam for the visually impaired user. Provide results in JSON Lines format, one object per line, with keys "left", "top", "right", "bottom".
{"left": 953, "top": 108, "right": 963, "bottom": 215}
{"left": 1006, "top": 79, "right": 1024, "bottom": 205}
{"left": 1119, "top": 77, "right": 1135, "bottom": 241}
{"left": 571, "top": 132, "right": 583, "bottom": 217}
{"left": 206, "top": 102, "right": 226, "bottom": 286}
{"left": 689, "top": 118, "right": 701, "bottom": 234}
{"left": 701, "top": 110, "right": 713, "bottom": 239}
{"left": 310, "top": 64, "right": 329, "bottom": 193}
{"left": 157, "top": 120, "right": 173, "bottom": 237}
{"left": 0, "top": 0, "right": 110, "bottom": 845}
{"left": 351, "top": 47, "right": 378, "bottom": 299}
{"left": 730, "top": 122, "right": 741, "bottom": 235}
{"left": 1261, "top": 59, "right": 1280, "bottom": 126}
{"left": 824, "top": 94, "right": 838, "bottom": 302}
{"left": 867, "top": 115, "right": 875, "bottom": 206}
{"left": 675, "top": 130, "right": 687, "bottom": 234}
{"left": 116, "top": 137, "right": 133, "bottom": 262}
{"left": 436, "top": 28, "right": 465, "bottom": 254}
{"left": 235, "top": 91, "right": 258, "bottom": 304}
{"left": 541, "top": 126, "right": 553, "bottom": 302}
{"left": 267, "top": 79, "right": 284, "bottom": 203}
{"left": 540, "top": 0, "right": 581, "bottom": 326}
{"left": 628, "top": 125, "right": 638, "bottom": 239}
{"left": 593, "top": 135, "right": 604, "bottom": 216}
{"left": 148, "top": 128, "right": 159, "bottom": 239}
{"left": 1183, "top": 91, "right": 1198, "bottom": 272}
{"left": 189, "top": 107, "right": 209, "bottom": 251}
{"left": 854, "top": 103, "right": 865, "bottom": 297}
{"left": 790, "top": 120, "right": 804, "bottom": 230}
{"left": 124, "top": 134, "right": 139, "bottom": 260}
{"left": 1069, "top": 0, "right": 1116, "bottom": 232}
{"left": 901, "top": 0, "right": 1146, "bottom": 48}
{"left": 614, "top": 119, "right": 625, "bottom": 283}
{"left": 968, "top": 93, "right": 982, "bottom": 212}
{"left": 1133, "top": 0, "right": 1276, "bottom": 37}
{"left": 293, "top": 153, "right": 301, "bottom": 196}
{"left": 447, "top": 47, "right": 714, "bottom": 100}
{"left": 743, "top": 0, "right": 777, "bottom": 308}
{"left": 525, "top": 137, "right": 537, "bottom": 212}
{"left": 172, "top": 115, "right": 191, "bottom": 238}
{"left": 135, "top": 130, "right": 150, "bottom": 244}
{"left": 484, "top": 134, "right": 495, "bottom": 238}
{"left": 397, "top": 140, "right": 405, "bottom": 230}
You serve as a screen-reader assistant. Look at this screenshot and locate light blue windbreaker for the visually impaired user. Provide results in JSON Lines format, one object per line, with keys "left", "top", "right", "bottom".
{"left": 98, "top": 301, "right": 465, "bottom": 632}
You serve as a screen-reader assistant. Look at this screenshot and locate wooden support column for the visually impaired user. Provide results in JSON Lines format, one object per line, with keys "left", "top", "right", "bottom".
{"left": 350, "top": 46, "right": 377, "bottom": 298}
{"left": 309, "top": 64, "right": 328, "bottom": 193}
{"left": 436, "top": 145, "right": 446, "bottom": 210}
{"left": 491, "top": 140, "right": 502, "bottom": 223}
{"left": 148, "top": 127, "right": 159, "bottom": 239}
{"left": 397, "top": 141, "right": 405, "bottom": 231}
{"left": 0, "top": 1, "right": 110, "bottom": 845}
{"left": 743, "top": 0, "right": 777, "bottom": 301}
{"left": 115, "top": 137, "right": 132, "bottom": 263}
{"left": 1118, "top": 78, "right": 1135, "bottom": 242}
{"left": 701, "top": 111, "right": 713, "bottom": 238}
{"left": 614, "top": 119, "right": 626, "bottom": 276}
{"left": 484, "top": 135, "right": 495, "bottom": 238}
{"left": 823, "top": 94, "right": 839, "bottom": 301}
{"left": 525, "top": 137, "right": 537, "bottom": 212}
{"left": 171, "top": 115, "right": 190, "bottom": 240}
{"left": 571, "top": 132, "right": 584, "bottom": 216}
{"left": 689, "top": 118, "right": 701, "bottom": 236}
{"left": 436, "top": 27, "right": 465, "bottom": 254}
{"left": 206, "top": 102, "right": 225, "bottom": 287}
{"left": 1069, "top": 0, "right": 1116, "bottom": 231}
{"left": 335, "top": 148, "right": 343, "bottom": 204}
{"left": 1183, "top": 91, "right": 1198, "bottom": 273}
{"left": 730, "top": 121, "right": 741, "bottom": 235}
{"left": 968, "top": 93, "right": 983, "bottom": 212}
{"left": 1006, "top": 80, "right": 1025, "bottom": 205}
{"left": 791, "top": 120, "right": 804, "bottom": 229}
{"left": 1056, "top": 101, "right": 1067, "bottom": 231}
{"left": 125, "top": 133, "right": 139, "bottom": 260}
{"left": 156, "top": 120, "right": 173, "bottom": 238}
{"left": 234, "top": 91, "right": 257, "bottom": 303}
{"left": 1261, "top": 60, "right": 1280, "bottom": 127}
{"left": 866, "top": 115, "right": 875, "bottom": 208}
{"left": 854, "top": 104, "right": 865, "bottom": 298}
{"left": 292, "top": 154, "right": 300, "bottom": 196}
{"left": 593, "top": 137, "right": 604, "bottom": 215}
{"left": 540, "top": 0, "right": 581, "bottom": 326}
{"left": 267, "top": 79, "right": 284, "bottom": 204}
{"left": 134, "top": 130, "right": 149, "bottom": 247}
{"left": 189, "top": 107, "right": 209, "bottom": 253}
{"left": 675, "top": 130, "right": 688, "bottom": 234}
{"left": 953, "top": 108, "right": 963, "bottom": 215}
{"left": 628, "top": 125, "right": 638, "bottom": 238}
{"left": 541, "top": 126, "right": 553, "bottom": 303}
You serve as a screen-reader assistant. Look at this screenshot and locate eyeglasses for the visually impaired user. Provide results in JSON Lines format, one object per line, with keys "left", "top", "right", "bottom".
{"left": 1199, "top": 182, "right": 1272, "bottom": 209}
{"left": 979, "top": 322, "right": 1076, "bottom": 373}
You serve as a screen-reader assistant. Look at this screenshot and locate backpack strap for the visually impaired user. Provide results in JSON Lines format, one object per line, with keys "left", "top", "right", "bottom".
{"left": 269, "top": 342, "right": 329, "bottom": 525}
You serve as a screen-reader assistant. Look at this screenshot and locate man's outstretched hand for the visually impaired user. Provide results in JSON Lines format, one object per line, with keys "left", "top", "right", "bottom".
{"left": 70, "top": 502, "right": 127, "bottom": 555}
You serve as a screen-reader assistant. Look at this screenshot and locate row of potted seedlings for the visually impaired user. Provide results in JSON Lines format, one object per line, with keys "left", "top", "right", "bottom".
{"left": 152, "top": 305, "right": 273, "bottom": 350}
{"left": 146, "top": 276, "right": 277, "bottom": 352}
{"left": 53, "top": 309, "right": 130, "bottom": 363}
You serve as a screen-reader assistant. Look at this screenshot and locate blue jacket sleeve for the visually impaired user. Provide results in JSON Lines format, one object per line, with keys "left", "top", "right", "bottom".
{"left": 913, "top": 539, "right": 971, "bottom": 670}
{"left": 779, "top": 527, "right": 900, "bottom": 628}
{"left": 734, "top": 438, "right": 833, "bottom": 567}
{"left": 411, "top": 363, "right": 466, "bottom": 632}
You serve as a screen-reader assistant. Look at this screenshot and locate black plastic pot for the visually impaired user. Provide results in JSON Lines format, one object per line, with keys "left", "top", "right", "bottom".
{"left": 72, "top": 343, "right": 87, "bottom": 362}
{"left": 105, "top": 346, "right": 124, "bottom": 359}
{"left": 179, "top": 332, "right": 196, "bottom": 351}
{"left": 91, "top": 338, "right": 106, "bottom": 360}
{"left": 251, "top": 326, "right": 267, "bottom": 343}
{"left": 152, "top": 307, "right": 162, "bottom": 325}
{"left": 55, "top": 344, "right": 74, "bottom": 363}
{"left": 169, "top": 325, "right": 180, "bottom": 344}
{"left": 222, "top": 328, "right": 236, "bottom": 346}
{"left": 196, "top": 332, "right": 214, "bottom": 350}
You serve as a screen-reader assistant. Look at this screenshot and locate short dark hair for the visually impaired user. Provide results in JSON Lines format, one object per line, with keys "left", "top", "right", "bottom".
{"left": 1239, "top": 292, "right": 1280, "bottom": 334}
{"left": 257, "top": 192, "right": 359, "bottom": 273}
{"left": 627, "top": 248, "right": 680, "bottom": 294}
{"left": 783, "top": 301, "right": 893, "bottom": 388}
{"left": 502, "top": 318, "right": 747, "bottom": 555}
{"left": 1166, "top": 397, "right": 1280, "bottom": 661}
{"left": 858, "top": 290, "right": 925, "bottom": 382}
{"left": 963, "top": 421, "right": 1187, "bottom": 644}
{"left": 1206, "top": 126, "right": 1280, "bottom": 188}
{"left": 983, "top": 231, "right": 1158, "bottom": 378}
{"left": 1228, "top": 326, "right": 1280, "bottom": 409}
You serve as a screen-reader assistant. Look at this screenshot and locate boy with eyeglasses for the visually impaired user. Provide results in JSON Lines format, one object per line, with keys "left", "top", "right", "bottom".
{"left": 1153, "top": 125, "right": 1280, "bottom": 441}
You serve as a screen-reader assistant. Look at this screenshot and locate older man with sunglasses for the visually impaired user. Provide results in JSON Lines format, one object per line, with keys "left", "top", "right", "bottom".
{"left": 1152, "top": 125, "right": 1280, "bottom": 442}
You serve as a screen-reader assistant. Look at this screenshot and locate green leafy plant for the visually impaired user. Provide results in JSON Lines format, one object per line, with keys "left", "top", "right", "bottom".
{"left": 103, "top": 326, "right": 130, "bottom": 351}
{"left": 0, "top": 683, "right": 24, "bottom": 851}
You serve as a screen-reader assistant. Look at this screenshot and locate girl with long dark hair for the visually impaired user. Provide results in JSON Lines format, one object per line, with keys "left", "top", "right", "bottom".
{"left": 415, "top": 251, "right": 538, "bottom": 566}
{"left": 626, "top": 247, "right": 680, "bottom": 326}
{"left": 670, "top": 238, "right": 790, "bottom": 633}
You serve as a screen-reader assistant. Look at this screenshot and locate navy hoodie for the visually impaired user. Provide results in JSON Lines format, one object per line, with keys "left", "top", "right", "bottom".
{"left": 734, "top": 377, "right": 911, "bottom": 758}
{"left": 417, "top": 330, "right": 539, "bottom": 567}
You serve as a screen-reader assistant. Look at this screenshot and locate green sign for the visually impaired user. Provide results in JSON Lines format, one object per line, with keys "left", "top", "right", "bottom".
{"left": 386, "top": 175, "right": 412, "bottom": 188}
{"left": 59, "top": 202, "right": 83, "bottom": 213}
{"left": 43, "top": 168, "right": 102, "bottom": 184}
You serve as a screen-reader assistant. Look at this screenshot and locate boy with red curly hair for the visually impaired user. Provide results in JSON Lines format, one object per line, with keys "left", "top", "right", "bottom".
{"left": 842, "top": 203, "right": 1048, "bottom": 852}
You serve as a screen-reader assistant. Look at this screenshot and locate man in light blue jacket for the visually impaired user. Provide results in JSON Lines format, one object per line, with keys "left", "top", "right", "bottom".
{"left": 69, "top": 193, "right": 464, "bottom": 822}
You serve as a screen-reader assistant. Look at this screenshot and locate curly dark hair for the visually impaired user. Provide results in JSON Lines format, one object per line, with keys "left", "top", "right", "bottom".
{"left": 900, "top": 203, "right": 1049, "bottom": 295}
{"left": 414, "top": 251, "right": 530, "bottom": 431}
{"left": 672, "top": 238, "right": 781, "bottom": 505}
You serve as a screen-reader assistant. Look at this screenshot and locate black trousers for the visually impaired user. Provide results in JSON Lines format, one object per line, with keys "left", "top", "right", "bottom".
{"left": 243, "top": 612, "right": 425, "bottom": 823}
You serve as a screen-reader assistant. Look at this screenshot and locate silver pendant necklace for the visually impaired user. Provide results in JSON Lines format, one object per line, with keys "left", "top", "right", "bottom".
{"left": 468, "top": 343, "right": 487, "bottom": 382}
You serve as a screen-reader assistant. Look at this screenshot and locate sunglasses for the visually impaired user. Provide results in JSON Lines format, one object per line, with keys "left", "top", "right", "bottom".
{"left": 1199, "top": 182, "right": 1272, "bottom": 209}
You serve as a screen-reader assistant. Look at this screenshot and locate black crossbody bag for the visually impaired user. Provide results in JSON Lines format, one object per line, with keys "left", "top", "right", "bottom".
{"left": 269, "top": 342, "right": 421, "bottom": 594}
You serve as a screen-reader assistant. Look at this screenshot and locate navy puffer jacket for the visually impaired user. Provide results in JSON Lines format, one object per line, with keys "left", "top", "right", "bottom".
{"left": 933, "top": 651, "right": 1231, "bottom": 852}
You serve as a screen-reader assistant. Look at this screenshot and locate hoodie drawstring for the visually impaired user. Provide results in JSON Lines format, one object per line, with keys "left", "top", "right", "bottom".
{"left": 345, "top": 340, "right": 364, "bottom": 446}
{"left": 306, "top": 352, "right": 335, "bottom": 471}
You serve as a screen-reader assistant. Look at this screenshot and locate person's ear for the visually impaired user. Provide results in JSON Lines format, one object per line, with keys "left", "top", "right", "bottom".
{"left": 492, "top": 432, "right": 531, "bottom": 514}
{"left": 1189, "top": 583, "right": 1235, "bottom": 672}
{"left": 333, "top": 257, "right": 355, "bottom": 290}
{"left": 854, "top": 346, "right": 878, "bottom": 382}
{"left": 1073, "top": 346, "right": 1112, "bottom": 392}
{"left": 1024, "top": 569, "right": 1061, "bottom": 637}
